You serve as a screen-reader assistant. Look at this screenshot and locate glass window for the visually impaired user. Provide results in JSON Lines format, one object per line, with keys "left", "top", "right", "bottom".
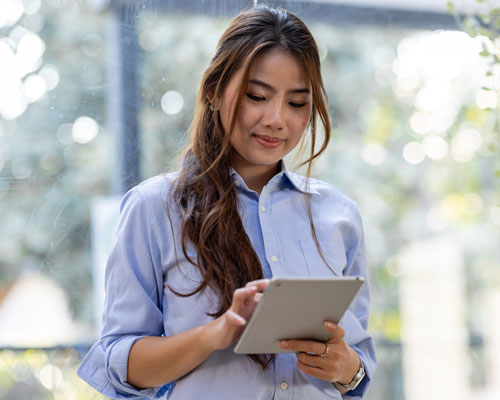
{"left": 1, "top": 1, "right": 498, "bottom": 399}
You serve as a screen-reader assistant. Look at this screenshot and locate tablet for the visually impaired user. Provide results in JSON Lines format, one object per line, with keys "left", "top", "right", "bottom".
{"left": 234, "top": 277, "right": 364, "bottom": 354}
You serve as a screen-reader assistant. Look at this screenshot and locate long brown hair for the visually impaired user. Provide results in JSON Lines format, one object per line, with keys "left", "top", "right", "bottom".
{"left": 169, "top": 5, "right": 331, "bottom": 368}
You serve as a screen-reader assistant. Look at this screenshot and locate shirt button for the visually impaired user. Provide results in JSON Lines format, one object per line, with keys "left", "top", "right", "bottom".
{"left": 284, "top": 188, "right": 290, "bottom": 191}
{"left": 260, "top": 205, "right": 266, "bottom": 213}
{"left": 234, "top": 180, "right": 240, "bottom": 187}
{"left": 271, "top": 255, "right": 278, "bottom": 262}
{"left": 280, "top": 382, "right": 288, "bottom": 391}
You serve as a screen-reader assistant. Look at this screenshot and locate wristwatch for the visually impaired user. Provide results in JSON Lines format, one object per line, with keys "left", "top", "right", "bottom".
{"left": 334, "top": 357, "right": 365, "bottom": 392}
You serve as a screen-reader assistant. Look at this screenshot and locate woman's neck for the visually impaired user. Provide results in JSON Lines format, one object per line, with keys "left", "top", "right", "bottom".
{"left": 232, "top": 158, "right": 281, "bottom": 195}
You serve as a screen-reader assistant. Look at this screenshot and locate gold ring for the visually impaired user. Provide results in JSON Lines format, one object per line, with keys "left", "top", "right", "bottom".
{"left": 320, "top": 343, "right": 329, "bottom": 358}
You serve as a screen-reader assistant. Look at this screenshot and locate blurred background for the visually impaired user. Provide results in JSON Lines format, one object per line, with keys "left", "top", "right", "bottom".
{"left": 0, "top": 0, "right": 499, "bottom": 399}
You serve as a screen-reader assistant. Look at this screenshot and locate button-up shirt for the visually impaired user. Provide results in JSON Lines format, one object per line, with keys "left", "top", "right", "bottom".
{"left": 78, "top": 164, "right": 376, "bottom": 399}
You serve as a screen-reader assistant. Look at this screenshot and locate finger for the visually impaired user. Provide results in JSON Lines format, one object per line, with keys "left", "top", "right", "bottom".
{"left": 245, "top": 279, "right": 269, "bottom": 291}
{"left": 253, "top": 292, "right": 263, "bottom": 303}
{"left": 279, "top": 339, "right": 327, "bottom": 355}
{"left": 324, "top": 322, "right": 345, "bottom": 343}
{"left": 233, "top": 286, "right": 258, "bottom": 304}
{"left": 296, "top": 359, "right": 332, "bottom": 382}
{"left": 296, "top": 352, "right": 329, "bottom": 368}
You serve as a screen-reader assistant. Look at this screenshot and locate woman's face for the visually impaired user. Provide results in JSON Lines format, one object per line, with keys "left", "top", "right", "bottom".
{"left": 219, "top": 48, "right": 313, "bottom": 175}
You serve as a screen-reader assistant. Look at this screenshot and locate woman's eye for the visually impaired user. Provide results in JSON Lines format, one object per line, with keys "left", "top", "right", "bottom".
{"left": 289, "top": 102, "right": 307, "bottom": 108}
{"left": 246, "top": 93, "right": 265, "bottom": 102}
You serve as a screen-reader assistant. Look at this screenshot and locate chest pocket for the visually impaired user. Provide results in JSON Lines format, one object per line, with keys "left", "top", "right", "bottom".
{"left": 300, "top": 239, "right": 347, "bottom": 277}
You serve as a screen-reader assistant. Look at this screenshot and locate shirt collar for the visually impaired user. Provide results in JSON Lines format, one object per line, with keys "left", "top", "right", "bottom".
{"left": 230, "top": 160, "right": 320, "bottom": 195}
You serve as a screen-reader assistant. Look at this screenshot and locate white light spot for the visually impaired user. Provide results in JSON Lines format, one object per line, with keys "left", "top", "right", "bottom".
{"left": 9, "top": 25, "right": 28, "bottom": 46}
{"left": 72, "top": 116, "right": 99, "bottom": 144}
{"left": 22, "top": 0, "right": 41, "bottom": 14}
{"left": 16, "top": 32, "right": 46, "bottom": 77}
{"left": 403, "top": 141, "right": 425, "bottom": 164}
{"left": 476, "top": 89, "right": 498, "bottom": 109}
{"left": 362, "top": 142, "right": 386, "bottom": 165}
{"left": 423, "top": 135, "right": 448, "bottom": 160}
{"left": 397, "top": 74, "right": 420, "bottom": 91}
{"left": 410, "top": 111, "right": 430, "bottom": 135}
{"left": 23, "top": 73, "right": 47, "bottom": 102}
{"left": 462, "top": 193, "right": 483, "bottom": 216}
{"left": 451, "top": 128, "right": 482, "bottom": 163}
{"left": 38, "top": 364, "right": 63, "bottom": 390}
{"left": 415, "top": 81, "right": 453, "bottom": 112}
{"left": 161, "top": 90, "right": 184, "bottom": 115}
{"left": 0, "top": 0, "right": 24, "bottom": 28}
{"left": 39, "top": 65, "right": 60, "bottom": 90}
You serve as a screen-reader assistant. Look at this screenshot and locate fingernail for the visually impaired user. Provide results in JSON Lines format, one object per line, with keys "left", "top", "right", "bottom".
{"left": 280, "top": 340, "right": 288, "bottom": 348}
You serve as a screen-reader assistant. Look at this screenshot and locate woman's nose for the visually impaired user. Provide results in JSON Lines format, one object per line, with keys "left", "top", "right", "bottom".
{"left": 262, "top": 101, "right": 284, "bottom": 130}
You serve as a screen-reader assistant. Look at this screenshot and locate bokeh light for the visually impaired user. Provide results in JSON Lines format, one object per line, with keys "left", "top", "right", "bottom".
{"left": 403, "top": 141, "right": 425, "bottom": 164}
{"left": 23, "top": 73, "right": 47, "bottom": 102}
{"left": 0, "top": 0, "right": 24, "bottom": 28}
{"left": 462, "top": 193, "right": 483, "bottom": 216}
{"left": 475, "top": 89, "right": 498, "bottom": 109}
{"left": 422, "top": 135, "right": 448, "bottom": 160}
{"left": 23, "top": 0, "right": 41, "bottom": 15}
{"left": 451, "top": 128, "right": 482, "bottom": 163}
{"left": 362, "top": 142, "right": 387, "bottom": 165}
{"left": 39, "top": 65, "right": 60, "bottom": 91}
{"left": 38, "top": 363, "right": 63, "bottom": 390}
{"left": 161, "top": 90, "right": 184, "bottom": 115}
{"left": 72, "top": 116, "right": 99, "bottom": 144}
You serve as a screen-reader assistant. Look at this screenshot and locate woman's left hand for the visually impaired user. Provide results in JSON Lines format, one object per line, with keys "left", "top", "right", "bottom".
{"left": 279, "top": 321, "right": 360, "bottom": 387}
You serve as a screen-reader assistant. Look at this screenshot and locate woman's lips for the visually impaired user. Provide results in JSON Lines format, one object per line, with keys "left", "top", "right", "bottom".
{"left": 253, "top": 134, "right": 284, "bottom": 148}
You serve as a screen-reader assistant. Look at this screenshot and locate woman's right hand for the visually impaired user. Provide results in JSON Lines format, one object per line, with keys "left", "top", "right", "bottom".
{"left": 208, "top": 279, "right": 269, "bottom": 351}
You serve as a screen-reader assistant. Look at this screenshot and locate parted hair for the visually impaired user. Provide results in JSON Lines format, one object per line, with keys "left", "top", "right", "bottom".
{"left": 169, "top": 5, "right": 331, "bottom": 368}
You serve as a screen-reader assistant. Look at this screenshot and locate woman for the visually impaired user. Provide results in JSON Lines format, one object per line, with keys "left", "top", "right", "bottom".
{"left": 78, "top": 5, "right": 376, "bottom": 399}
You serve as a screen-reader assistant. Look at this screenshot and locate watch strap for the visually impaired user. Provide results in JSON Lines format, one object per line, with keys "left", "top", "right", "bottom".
{"left": 334, "top": 356, "right": 365, "bottom": 392}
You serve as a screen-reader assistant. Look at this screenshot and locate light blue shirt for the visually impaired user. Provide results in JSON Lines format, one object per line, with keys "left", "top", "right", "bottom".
{"left": 78, "top": 163, "right": 376, "bottom": 399}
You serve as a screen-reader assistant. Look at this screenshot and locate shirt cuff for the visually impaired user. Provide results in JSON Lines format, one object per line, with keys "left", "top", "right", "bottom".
{"left": 106, "top": 335, "right": 172, "bottom": 399}
{"left": 341, "top": 346, "right": 375, "bottom": 399}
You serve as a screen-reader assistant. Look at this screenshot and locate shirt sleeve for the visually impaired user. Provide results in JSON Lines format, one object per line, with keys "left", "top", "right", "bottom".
{"left": 339, "top": 207, "right": 376, "bottom": 399}
{"left": 77, "top": 187, "right": 172, "bottom": 399}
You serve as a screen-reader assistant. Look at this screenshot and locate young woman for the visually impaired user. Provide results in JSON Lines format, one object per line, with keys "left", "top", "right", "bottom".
{"left": 78, "top": 5, "right": 376, "bottom": 399}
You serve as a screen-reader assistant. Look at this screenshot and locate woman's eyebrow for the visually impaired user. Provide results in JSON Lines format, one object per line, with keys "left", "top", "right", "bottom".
{"left": 248, "top": 78, "right": 311, "bottom": 94}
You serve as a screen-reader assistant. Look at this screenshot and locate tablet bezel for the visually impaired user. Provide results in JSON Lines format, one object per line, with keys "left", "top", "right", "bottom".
{"left": 234, "top": 277, "right": 364, "bottom": 354}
